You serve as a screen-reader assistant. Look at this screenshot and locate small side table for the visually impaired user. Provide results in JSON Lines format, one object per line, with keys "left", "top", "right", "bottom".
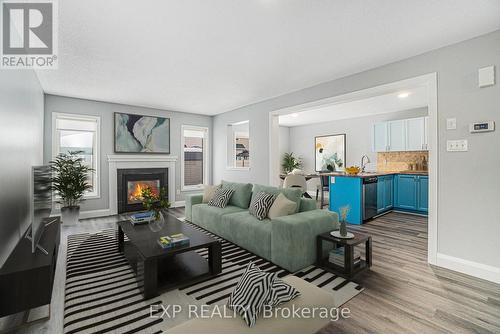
{"left": 316, "top": 231, "right": 372, "bottom": 280}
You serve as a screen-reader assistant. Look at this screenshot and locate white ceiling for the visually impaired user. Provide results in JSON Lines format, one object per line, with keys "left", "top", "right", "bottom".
{"left": 37, "top": 0, "right": 500, "bottom": 115}
{"left": 279, "top": 86, "right": 428, "bottom": 127}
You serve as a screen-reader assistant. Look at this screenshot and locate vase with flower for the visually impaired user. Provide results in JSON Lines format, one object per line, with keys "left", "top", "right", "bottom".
{"left": 141, "top": 186, "right": 170, "bottom": 232}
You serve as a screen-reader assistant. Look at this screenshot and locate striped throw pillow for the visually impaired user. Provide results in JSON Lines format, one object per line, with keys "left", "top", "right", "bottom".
{"left": 249, "top": 191, "right": 276, "bottom": 220}
{"left": 228, "top": 262, "right": 277, "bottom": 327}
{"left": 208, "top": 187, "right": 235, "bottom": 208}
{"left": 265, "top": 278, "right": 301, "bottom": 307}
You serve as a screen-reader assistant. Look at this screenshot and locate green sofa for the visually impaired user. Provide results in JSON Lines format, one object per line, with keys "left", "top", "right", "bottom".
{"left": 185, "top": 181, "right": 339, "bottom": 272}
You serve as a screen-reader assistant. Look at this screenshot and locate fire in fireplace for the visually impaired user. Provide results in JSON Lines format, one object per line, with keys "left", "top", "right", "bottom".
{"left": 117, "top": 168, "right": 168, "bottom": 213}
{"left": 127, "top": 180, "right": 160, "bottom": 204}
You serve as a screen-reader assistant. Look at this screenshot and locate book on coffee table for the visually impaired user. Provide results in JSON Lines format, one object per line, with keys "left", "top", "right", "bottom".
{"left": 130, "top": 211, "right": 154, "bottom": 225}
{"left": 157, "top": 233, "right": 190, "bottom": 249}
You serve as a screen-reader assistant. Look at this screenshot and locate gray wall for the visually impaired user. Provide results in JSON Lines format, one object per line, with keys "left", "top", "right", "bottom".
{"left": 0, "top": 71, "right": 44, "bottom": 267}
{"left": 213, "top": 30, "right": 500, "bottom": 271}
{"left": 285, "top": 107, "right": 428, "bottom": 191}
{"left": 278, "top": 126, "right": 290, "bottom": 161}
{"left": 43, "top": 95, "right": 212, "bottom": 212}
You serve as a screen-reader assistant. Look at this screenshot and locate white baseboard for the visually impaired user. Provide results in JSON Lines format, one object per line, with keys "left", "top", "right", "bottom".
{"left": 79, "top": 209, "right": 113, "bottom": 219}
{"left": 436, "top": 253, "right": 500, "bottom": 284}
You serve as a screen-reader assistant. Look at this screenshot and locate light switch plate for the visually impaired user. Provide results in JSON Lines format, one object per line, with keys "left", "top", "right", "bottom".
{"left": 478, "top": 65, "right": 495, "bottom": 88}
{"left": 446, "top": 118, "right": 457, "bottom": 130}
{"left": 447, "top": 139, "right": 468, "bottom": 152}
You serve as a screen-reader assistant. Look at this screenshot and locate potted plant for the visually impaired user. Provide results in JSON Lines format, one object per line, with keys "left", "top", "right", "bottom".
{"left": 281, "top": 152, "right": 302, "bottom": 174}
{"left": 50, "top": 151, "right": 94, "bottom": 225}
{"left": 141, "top": 186, "right": 170, "bottom": 232}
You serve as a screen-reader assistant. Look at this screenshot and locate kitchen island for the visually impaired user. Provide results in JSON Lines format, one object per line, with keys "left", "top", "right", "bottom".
{"left": 326, "top": 171, "right": 428, "bottom": 225}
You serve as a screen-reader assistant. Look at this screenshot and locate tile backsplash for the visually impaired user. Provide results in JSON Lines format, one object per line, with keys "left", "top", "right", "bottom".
{"left": 377, "top": 151, "right": 429, "bottom": 172}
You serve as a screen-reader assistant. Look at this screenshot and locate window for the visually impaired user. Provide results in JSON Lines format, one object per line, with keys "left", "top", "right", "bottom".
{"left": 227, "top": 121, "right": 250, "bottom": 169}
{"left": 52, "top": 113, "right": 100, "bottom": 198}
{"left": 181, "top": 125, "right": 209, "bottom": 191}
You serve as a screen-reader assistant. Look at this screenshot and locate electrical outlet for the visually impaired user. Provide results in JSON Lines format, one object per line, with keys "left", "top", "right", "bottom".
{"left": 176, "top": 189, "right": 180, "bottom": 195}
{"left": 447, "top": 139, "right": 468, "bottom": 152}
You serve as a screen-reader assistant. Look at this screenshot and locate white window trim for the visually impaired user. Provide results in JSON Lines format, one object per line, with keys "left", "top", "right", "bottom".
{"left": 181, "top": 125, "right": 209, "bottom": 192}
{"left": 51, "top": 112, "right": 101, "bottom": 199}
{"left": 226, "top": 121, "right": 250, "bottom": 171}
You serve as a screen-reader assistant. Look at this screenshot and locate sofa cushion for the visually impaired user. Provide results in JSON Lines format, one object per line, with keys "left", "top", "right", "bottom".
{"left": 228, "top": 262, "right": 277, "bottom": 327}
{"left": 222, "top": 211, "right": 272, "bottom": 259}
{"left": 252, "top": 184, "right": 302, "bottom": 213}
{"left": 208, "top": 187, "right": 235, "bottom": 208}
{"left": 249, "top": 191, "right": 276, "bottom": 220}
{"left": 268, "top": 193, "right": 297, "bottom": 219}
{"left": 163, "top": 276, "right": 334, "bottom": 334}
{"left": 222, "top": 181, "right": 253, "bottom": 209}
{"left": 265, "top": 277, "right": 301, "bottom": 307}
{"left": 202, "top": 184, "right": 221, "bottom": 203}
{"left": 191, "top": 204, "right": 246, "bottom": 236}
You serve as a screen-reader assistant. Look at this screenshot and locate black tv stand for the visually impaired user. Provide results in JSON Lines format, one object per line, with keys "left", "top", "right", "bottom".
{"left": 0, "top": 217, "right": 61, "bottom": 327}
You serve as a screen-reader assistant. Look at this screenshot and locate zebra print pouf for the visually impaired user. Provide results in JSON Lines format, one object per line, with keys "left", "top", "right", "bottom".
{"left": 63, "top": 220, "right": 363, "bottom": 333}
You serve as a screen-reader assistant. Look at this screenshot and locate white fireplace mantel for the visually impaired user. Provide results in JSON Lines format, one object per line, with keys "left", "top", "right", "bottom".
{"left": 108, "top": 154, "right": 178, "bottom": 163}
{"left": 108, "top": 154, "right": 178, "bottom": 215}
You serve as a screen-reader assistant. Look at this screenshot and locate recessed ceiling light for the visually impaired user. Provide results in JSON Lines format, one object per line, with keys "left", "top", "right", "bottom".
{"left": 291, "top": 113, "right": 299, "bottom": 118}
{"left": 398, "top": 92, "right": 410, "bottom": 99}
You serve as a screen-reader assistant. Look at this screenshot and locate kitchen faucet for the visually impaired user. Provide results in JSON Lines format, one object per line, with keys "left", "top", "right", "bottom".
{"left": 361, "top": 155, "right": 371, "bottom": 172}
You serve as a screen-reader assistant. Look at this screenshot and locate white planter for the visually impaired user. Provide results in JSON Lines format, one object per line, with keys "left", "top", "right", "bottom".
{"left": 61, "top": 206, "right": 80, "bottom": 225}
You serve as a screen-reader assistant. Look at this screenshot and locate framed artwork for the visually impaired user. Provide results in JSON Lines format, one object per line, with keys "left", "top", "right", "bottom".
{"left": 114, "top": 112, "right": 170, "bottom": 153}
{"left": 315, "top": 134, "right": 346, "bottom": 172}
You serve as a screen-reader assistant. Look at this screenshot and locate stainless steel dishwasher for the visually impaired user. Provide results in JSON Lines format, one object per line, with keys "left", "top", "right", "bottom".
{"left": 362, "top": 176, "right": 378, "bottom": 221}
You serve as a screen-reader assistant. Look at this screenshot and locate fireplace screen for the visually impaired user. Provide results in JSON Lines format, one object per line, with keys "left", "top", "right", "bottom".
{"left": 117, "top": 168, "right": 168, "bottom": 214}
{"left": 127, "top": 180, "right": 160, "bottom": 204}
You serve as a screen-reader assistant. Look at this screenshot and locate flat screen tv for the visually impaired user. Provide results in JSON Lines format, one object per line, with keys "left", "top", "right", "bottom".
{"left": 29, "top": 166, "right": 53, "bottom": 254}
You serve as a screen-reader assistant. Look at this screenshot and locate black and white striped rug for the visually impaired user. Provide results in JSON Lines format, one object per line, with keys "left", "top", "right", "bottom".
{"left": 63, "top": 221, "right": 363, "bottom": 333}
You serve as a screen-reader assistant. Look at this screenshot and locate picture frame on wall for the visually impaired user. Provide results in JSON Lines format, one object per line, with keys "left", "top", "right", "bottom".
{"left": 114, "top": 112, "right": 170, "bottom": 153}
{"left": 315, "top": 134, "right": 346, "bottom": 172}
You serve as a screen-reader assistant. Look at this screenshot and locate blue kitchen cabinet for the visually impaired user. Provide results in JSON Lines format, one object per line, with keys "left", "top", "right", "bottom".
{"left": 377, "top": 175, "right": 394, "bottom": 214}
{"left": 377, "top": 178, "right": 385, "bottom": 213}
{"left": 394, "top": 174, "right": 428, "bottom": 214}
{"left": 329, "top": 176, "right": 363, "bottom": 225}
{"left": 394, "top": 175, "right": 418, "bottom": 210}
{"left": 384, "top": 175, "right": 394, "bottom": 210}
{"left": 417, "top": 176, "right": 429, "bottom": 213}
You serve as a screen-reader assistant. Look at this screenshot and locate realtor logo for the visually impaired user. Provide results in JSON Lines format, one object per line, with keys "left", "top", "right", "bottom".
{"left": 1, "top": 0, "right": 58, "bottom": 69}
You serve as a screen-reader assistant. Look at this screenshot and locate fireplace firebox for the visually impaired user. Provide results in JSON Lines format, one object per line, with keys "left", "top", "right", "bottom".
{"left": 117, "top": 168, "right": 168, "bottom": 213}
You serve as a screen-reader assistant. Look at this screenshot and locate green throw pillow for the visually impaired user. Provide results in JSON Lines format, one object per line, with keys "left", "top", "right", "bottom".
{"left": 252, "top": 184, "right": 302, "bottom": 213}
{"left": 221, "top": 180, "right": 253, "bottom": 209}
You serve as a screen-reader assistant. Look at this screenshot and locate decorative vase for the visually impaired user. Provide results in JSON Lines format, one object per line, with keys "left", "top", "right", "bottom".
{"left": 61, "top": 206, "right": 80, "bottom": 225}
{"left": 148, "top": 210, "right": 165, "bottom": 232}
{"left": 339, "top": 221, "right": 347, "bottom": 237}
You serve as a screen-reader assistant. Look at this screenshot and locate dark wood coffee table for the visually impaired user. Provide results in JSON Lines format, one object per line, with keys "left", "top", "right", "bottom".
{"left": 316, "top": 231, "right": 372, "bottom": 280}
{"left": 117, "top": 214, "right": 221, "bottom": 299}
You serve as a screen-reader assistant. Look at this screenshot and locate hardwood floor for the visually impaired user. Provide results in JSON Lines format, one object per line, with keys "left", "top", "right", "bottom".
{"left": 174, "top": 207, "right": 500, "bottom": 333}
{"left": 319, "top": 212, "right": 500, "bottom": 334}
{"left": 10, "top": 208, "right": 499, "bottom": 334}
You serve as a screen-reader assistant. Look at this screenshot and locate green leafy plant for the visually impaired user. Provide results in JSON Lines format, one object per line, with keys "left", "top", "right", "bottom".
{"left": 282, "top": 152, "right": 302, "bottom": 173}
{"left": 50, "top": 151, "right": 94, "bottom": 208}
{"left": 141, "top": 186, "right": 170, "bottom": 220}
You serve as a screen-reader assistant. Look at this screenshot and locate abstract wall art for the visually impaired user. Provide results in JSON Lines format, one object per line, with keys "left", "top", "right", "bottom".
{"left": 315, "top": 134, "right": 346, "bottom": 172}
{"left": 114, "top": 113, "right": 170, "bottom": 153}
